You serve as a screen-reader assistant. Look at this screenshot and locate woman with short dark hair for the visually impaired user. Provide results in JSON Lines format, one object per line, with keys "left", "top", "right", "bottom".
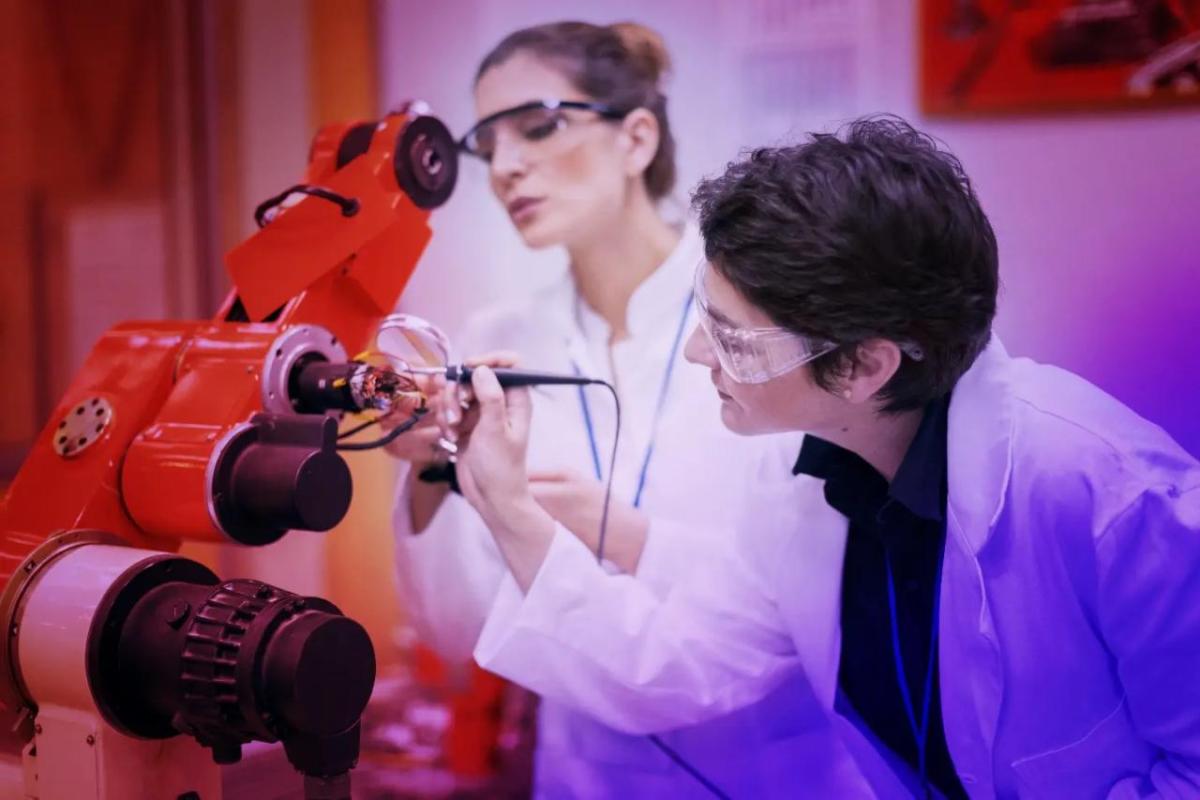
{"left": 456, "top": 116, "right": 1200, "bottom": 800}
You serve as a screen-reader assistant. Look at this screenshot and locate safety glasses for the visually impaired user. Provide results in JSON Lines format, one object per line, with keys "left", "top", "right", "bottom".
{"left": 693, "top": 261, "right": 838, "bottom": 384}
{"left": 693, "top": 262, "right": 927, "bottom": 384}
{"left": 458, "top": 99, "right": 628, "bottom": 162}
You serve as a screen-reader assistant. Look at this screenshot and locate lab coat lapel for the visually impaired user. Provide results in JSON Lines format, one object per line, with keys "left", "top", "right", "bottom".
{"left": 939, "top": 511, "right": 1005, "bottom": 797}
{"left": 824, "top": 339, "right": 1015, "bottom": 796}
{"left": 938, "top": 336, "right": 1017, "bottom": 796}
{"left": 945, "top": 337, "right": 1015, "bottom": 555}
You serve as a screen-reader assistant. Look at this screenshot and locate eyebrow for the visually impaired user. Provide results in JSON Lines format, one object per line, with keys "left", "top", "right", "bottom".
{"left": 704, "top": 301, "right": 741, "bottom": 328}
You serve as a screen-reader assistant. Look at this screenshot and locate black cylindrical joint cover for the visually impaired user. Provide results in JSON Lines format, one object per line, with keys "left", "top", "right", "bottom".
{"left": 87, "top": 555, "right": 219, "bottom": 739}
{"left": 89, "top": 560, "right": 376, "bottom": 784}
{"left": 229, "top": 441, "right": 351, "bottom": 532}
{"left": 291, "top": 359, "right": 361, "bottom": 414}
{"left": 393, "top": 115, "right": 457, "bottom": 210}
{"left": 210, "top": 414, "right": 350, "bottom": 543}
{"left": 115, "top": 580, "right": 216, "bottom": 728}
{"left": 263, "top": 612, "right": 376, "bottom": 737}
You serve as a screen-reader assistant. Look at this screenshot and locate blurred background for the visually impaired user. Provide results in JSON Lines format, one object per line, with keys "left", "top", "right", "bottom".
{"left": 1, "top": 0, "right": 1197, "bottom": 797}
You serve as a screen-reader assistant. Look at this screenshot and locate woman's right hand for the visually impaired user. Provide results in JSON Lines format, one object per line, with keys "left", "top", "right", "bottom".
{"left": 432, "top": 350, "right": 521, "bottom": 450}
{"left": 391, "top": 350, "right": 520, "bottom": 536}
{"left": 453, "top": 365, "right": 556, "bottom": 591}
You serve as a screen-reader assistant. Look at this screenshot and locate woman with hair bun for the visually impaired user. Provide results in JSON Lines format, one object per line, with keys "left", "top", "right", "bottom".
{"left": 388, "top": 20, "right": 866, "bottom": 798}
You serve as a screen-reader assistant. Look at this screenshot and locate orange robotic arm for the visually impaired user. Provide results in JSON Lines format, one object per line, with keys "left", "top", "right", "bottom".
{"left": 0, "top": 106, "right": 458, "bottom": 800}
{"left": 2, "top": 107, "right": 455, "bottom": 555}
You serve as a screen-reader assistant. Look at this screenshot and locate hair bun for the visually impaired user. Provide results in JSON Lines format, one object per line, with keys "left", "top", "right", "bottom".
{"left": 609, "top": 21, "right": 671, "bottom": 85}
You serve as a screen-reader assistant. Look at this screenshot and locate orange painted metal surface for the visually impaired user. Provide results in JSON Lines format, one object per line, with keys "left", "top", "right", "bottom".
{"left": 0, "top": 323, "right": 191, "bottom": 559}
{"left": 0, "top": 110, "right": 435, "bottom": 587}
{"left": 445, "top": 667, "right": 508, "bottom": 778}
{"left": 226, "top": 115, "right": 431, "bottom": 325}
{"left": 121, "top": 324, "right": 277, "bottom": 541}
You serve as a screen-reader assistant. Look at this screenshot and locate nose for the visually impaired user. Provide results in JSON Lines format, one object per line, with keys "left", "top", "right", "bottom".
{"left": 489, "top": 130, "right": 527, "bottom": 184}
{"left": 683, "top": 324, "right": 717, "bottom": 369}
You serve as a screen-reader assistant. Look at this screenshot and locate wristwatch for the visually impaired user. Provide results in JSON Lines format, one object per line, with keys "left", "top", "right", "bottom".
{"left": 416, "top": 461, "right": 461, "bottom": 494}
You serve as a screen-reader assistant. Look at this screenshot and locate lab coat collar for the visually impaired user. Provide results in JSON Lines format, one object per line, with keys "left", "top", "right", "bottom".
{"left": 945, "top": 335, "right": 1016, "bottom": 556}
{"left": 572, "top": 223, "right": 701, "bottom": 343}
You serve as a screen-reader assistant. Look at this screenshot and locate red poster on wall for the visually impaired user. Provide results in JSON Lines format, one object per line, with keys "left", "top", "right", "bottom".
{"left": 920, "top": 0, "right": 1200, "bottom": 114}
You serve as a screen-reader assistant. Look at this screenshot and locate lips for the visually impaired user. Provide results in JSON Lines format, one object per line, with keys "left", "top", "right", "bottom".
{"left": 506, "top": 196, "right": 543, "bottom": 225}
{"left": 712, "top": 373, "right": 734, "bottom": 402}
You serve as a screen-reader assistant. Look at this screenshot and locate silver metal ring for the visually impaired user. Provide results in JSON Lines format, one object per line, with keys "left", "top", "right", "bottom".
{"left": 261, "top": 325, "right": 347, "bottom": 414}
{"left": 435, "top": 436, "right": 459, "bottom": 463}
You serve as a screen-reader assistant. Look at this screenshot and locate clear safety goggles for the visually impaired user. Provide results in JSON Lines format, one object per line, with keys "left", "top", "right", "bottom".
{"left": 693, "top": 261, "right": 838, "bottom": 384}
{"left": 693, "top": 262, "right": 927, "bottom": 384}
{"left": 458, "top": 99, "right": 628, "bottom": 163}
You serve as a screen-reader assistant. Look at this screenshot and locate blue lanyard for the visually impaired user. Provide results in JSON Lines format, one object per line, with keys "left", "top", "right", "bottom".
{"left": 885, "top": 542, "right": 946, "bottom": 799}
{"left": 572, "top": 291, "right": 694, "bottom": 509}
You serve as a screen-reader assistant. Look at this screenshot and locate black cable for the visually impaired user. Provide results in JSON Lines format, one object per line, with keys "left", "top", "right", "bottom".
{"left": 589, "top": 382, "right": 733, "bottom": 800}
{"left": 647, "top": 736, "right": 733, "bottom": 800}
{"left": 254, "top": 184, "right": 360, "bottom": 228}
{"left": 336, "top": 416, "right": 380, "bottom": 440}
{"left": 593, "top": 380, "right": 620, "bottom": 565}
{"left": 335, "top": 408, "right": 426, "bottom": 451}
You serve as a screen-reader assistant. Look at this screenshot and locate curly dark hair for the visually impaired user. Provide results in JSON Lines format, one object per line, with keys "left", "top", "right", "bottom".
{"left": 476, "top": 21, "right": 677, "bottom": 200}
{"left": 692, "top": 115, "right": 999, "bottom": 413}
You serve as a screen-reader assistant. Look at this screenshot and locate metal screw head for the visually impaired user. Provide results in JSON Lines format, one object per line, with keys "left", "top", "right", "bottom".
{"left": 86, "top": 734, "right": 95, "bottom": 745}
{"left": 166, "top": 601, "right": 191, "bottom": 629}
{"left": 283, "top": 598, "right": 307, "bottom": 614}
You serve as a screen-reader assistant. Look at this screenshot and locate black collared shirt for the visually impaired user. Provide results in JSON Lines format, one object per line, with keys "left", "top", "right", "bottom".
{"left": 794, "top": 395, "right": 968, "bottom": 800}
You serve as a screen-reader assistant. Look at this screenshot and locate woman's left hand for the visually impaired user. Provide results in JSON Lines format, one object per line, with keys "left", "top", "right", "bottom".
{"left": 529, "top": 471, "right": 649, "bottom": 573}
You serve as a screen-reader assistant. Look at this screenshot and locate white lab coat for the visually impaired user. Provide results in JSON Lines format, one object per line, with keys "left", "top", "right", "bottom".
{"left": 475, "top": 337, "right": 1200, "bottom": 799}
{"left": 393, "top": 226, "right": 870, "bottom": 798}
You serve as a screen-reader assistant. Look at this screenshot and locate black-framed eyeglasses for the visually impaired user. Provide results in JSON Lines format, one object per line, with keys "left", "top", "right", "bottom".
{"left": 458, "top": 99, "right": 629, "bottom": 162}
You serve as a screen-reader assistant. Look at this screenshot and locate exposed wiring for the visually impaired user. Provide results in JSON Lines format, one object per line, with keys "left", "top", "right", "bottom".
{"left": 332, "top": 356, "right": 427, "bottom": 442}
{"left": 335, "top": 390, "right": 426, "bottom": 441}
